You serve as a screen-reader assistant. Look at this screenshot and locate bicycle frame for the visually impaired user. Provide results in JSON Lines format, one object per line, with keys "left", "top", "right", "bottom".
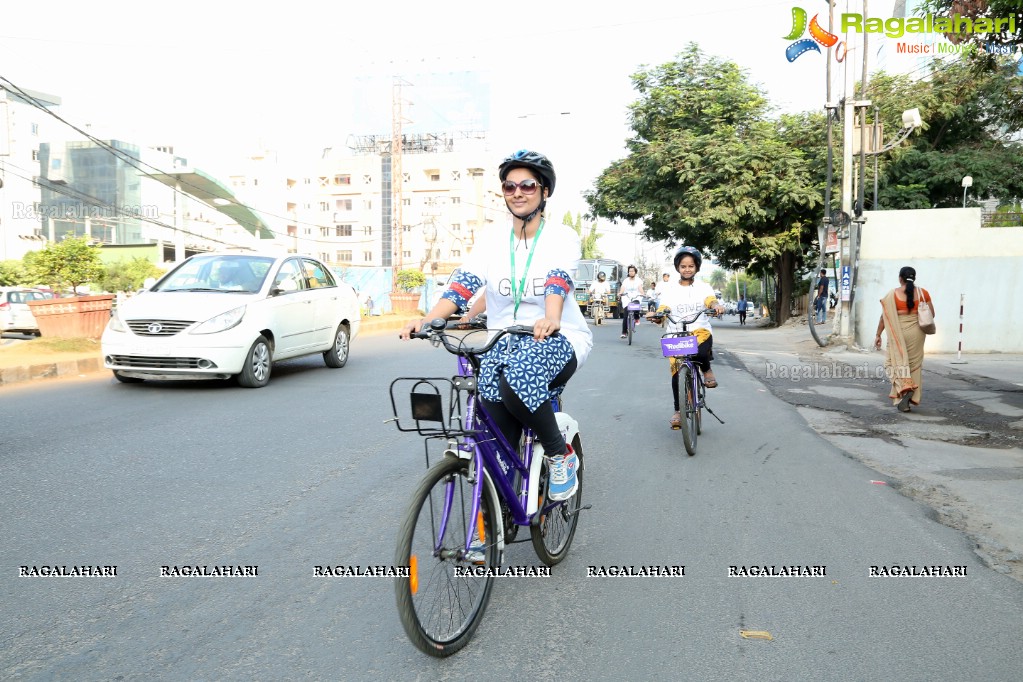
{"left": 445, "top": 343, "right": 574, "bottom": 557}
{"left": 660, "top": 333, "right": 703, "bottom": 406}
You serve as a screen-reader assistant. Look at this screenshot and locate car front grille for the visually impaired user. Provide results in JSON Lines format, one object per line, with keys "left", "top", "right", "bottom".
{"left": 126, "top": 319, "right": 194, "bottom": 336}
{"left": 108, "top": 355, "right": 207, "bottom": 369}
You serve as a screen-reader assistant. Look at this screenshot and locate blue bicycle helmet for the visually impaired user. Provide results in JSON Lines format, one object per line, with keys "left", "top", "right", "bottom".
{"left": 673, "top": 245, "right": 703, "bottom": 271}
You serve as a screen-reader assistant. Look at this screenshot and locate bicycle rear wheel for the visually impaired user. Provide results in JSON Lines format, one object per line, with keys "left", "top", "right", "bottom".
{"left": 395, "top": 456, "right": 499, "bottom": 657}
{"left": 530, "top": 434, "right": 584, "bottom": 566}
{"left": 681, "top": 367, "right": 698, "bottom": 456}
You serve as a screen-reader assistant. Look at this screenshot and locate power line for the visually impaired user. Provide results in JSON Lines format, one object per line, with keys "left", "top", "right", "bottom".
{"left": 0, "top": 161, "right": 250, "bottom": 249}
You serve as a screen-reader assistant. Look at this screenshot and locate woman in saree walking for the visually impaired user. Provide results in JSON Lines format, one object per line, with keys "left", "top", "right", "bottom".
{"left": 874, "top": 266, "right": 935, "bottom": 412}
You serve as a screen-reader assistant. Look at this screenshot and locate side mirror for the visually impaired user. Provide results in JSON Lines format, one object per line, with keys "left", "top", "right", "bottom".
{"left": 270, "top": 286, "right": 284, "bottom": 297}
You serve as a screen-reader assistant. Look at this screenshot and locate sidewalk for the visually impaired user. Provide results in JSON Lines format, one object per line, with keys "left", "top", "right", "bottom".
{"left": 720, "top": 315, "right": 1023, "bottom": 582}
{"left": 0, "top": 314, "right": 420, "bottom": 388}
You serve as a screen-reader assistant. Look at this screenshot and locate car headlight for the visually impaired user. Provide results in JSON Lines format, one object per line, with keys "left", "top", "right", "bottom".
{"left": 191, "top": 305, "right": 246, "bottom": 335}
{"left": 107, "top": 309, "right": 126, "bottom": 333}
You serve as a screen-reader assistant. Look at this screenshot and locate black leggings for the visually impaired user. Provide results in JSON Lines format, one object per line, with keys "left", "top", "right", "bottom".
{"left": 671, "top": 337, "right": 714, "bottom": 411}
{"left": 621, "top": 308, "right": 641, "bottom": 333}
{"left": 481, "top": 354, "right": 578, "bottom": 457}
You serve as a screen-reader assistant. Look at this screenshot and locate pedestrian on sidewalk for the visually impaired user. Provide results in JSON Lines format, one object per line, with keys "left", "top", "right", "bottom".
{"left": 814, "top": 269, "right": 829, "bottom": 324}
{"left": 737, "top": 295, "right": 748, "bottom": 326}
{"left": 874, "top": 266, "right": 935, "bottom": 412}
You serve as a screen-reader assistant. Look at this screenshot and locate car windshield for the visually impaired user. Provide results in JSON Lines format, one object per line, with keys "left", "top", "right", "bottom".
{"left": 156, "top": 255, "right": 275, "bottom": 293}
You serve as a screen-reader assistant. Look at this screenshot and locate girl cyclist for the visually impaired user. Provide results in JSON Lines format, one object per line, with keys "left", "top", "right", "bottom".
{"left": 619, "top": 265, "right": 645, "bottom": 338}
{"left": 647, "top": 246, "right": 725, "bottom": 429}
{"left": 400, "top": 150, "right": 593, "bottom": 500}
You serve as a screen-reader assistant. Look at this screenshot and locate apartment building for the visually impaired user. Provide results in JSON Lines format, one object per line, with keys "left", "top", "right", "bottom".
{"left": 0, "top": 85, "right": 61, "bottom": 261}
{"left": 299, "top": 138, "right": 508, "bottom": 277}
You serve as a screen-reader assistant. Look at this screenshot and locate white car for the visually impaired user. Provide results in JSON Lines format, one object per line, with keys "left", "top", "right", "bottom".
{"left": 102, "top": 253, "right": 360, "bottom": 387}
{"left": 0, "top": 287, "right": 51, "bottom": 336}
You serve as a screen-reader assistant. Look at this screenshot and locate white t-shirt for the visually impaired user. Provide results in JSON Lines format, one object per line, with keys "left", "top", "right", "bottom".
{"left": 620, "top": 276, "right": 644, "bottom": 302}
{"left": 459, "top": 220, "right": 593, "bottom": 366}
{"left": 654, "top": 279, "right": 672, "bottom": 301}
{"left": 657, "top": 280, "right": 718, "bottom": 335}
{"left": 588, "top": 280, "right": 611, "bottom": 297}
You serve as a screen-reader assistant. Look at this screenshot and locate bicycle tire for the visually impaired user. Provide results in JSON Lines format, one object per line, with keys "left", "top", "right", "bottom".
{"left": 696, "top": 370, "right": 704, "bottom": 436}
{"left": 530, "top": 434, "right": 584, "bottom": 566}
{"left": 681, "top": 367, "right": 698, "bottom": 456}
{"left": 395, "top": 456, "right": 499, "bottom": 657}
{"left": 628, "top": 316, "right": 634, "bottom": 345}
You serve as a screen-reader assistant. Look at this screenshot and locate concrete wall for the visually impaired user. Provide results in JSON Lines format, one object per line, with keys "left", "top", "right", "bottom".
{"left": 854, "top": 208, "right": 1023, "bottom": 353}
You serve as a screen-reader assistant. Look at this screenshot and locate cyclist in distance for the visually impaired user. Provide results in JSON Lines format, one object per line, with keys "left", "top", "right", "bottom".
{"left": 647, "top": 246, "right": 725, "bottom": 429}
{"left": 400, "top": 150, "right": 593, "bottom": 500}
{"left": 619, "top": 264, "right": 645, "bottom": 338}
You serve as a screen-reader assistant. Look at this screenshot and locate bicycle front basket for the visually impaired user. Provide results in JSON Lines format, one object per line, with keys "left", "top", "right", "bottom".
{"left": 661, "top": 334, "right": 699, "bottom": 357}
{"left": 388, "top": 377, "right": 473, "bottom": 437}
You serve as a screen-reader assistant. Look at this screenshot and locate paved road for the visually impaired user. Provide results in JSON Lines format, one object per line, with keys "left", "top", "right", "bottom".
{"left": 3, "top": 321, "right": 1023, "bottom": 680}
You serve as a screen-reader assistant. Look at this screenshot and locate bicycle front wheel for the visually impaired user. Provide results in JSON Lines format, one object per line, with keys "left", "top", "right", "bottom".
{"left": 696, "top": 371, "right": 704, "bottom": 436}
{"left": 530, "top": 434, "right": 584, "bottom": 566}
{"left": 395, "top": 456, "right": 499, "bottom": 657}
{"left": 681, "top": 367, "right": 698, "bottom": 456}
{"left": 628, "top": 316, "right": 634, "bottom": 345}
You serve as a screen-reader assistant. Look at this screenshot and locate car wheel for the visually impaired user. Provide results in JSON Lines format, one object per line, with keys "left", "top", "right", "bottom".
{"left": 323, "top": 323, "right": 350, "bottom": 368}
{"left": 237, "top": 335, "right": 272, "bottom": 388}
{"left": 112, "top": 371, "right": 144, "bottom": 384}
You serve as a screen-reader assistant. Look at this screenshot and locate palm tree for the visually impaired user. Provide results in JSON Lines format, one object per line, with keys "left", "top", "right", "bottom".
{"left": 708, "top": 269, "right": 727, "bottom": 291}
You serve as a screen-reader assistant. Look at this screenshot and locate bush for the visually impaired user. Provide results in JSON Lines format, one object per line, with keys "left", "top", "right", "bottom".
{"left": 30, "top": 237, "right": 104, "bottom": 295}
{"left": 395, "top": 269, "right": 427, "bottom": 292}
{"left": 97, "top": 257, "right": 165, "bottom": 293}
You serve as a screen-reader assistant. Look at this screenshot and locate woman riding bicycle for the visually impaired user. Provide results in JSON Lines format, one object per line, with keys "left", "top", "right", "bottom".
{"left": 647, "top": 245, "right": 725, "bottom": 429}
{"left": 400, "top": 150, "right": 593, "bottom": 500}
{"left": 619, "top": 265, "right": 645, "bottom": 339}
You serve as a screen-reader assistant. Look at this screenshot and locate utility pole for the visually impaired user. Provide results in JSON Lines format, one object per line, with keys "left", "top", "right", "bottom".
{"left": 839, "top": 0, "right": 871, "bottom": 345}
{"left": 391, "top": 77, "right": 411, "bottom": 287}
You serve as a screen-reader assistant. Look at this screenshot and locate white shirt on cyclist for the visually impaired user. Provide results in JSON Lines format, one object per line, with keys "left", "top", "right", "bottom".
{"left": 458, "top": 219, "right": 593, "bottom": 366}
{"left": 620, "top": 276, "right": 644, "bottom": 303}
{"left": 657, "top": 279, "right": 718, "bottom": 336}
{"left": 588, "top": 280, "right": 611, "bottom": 298}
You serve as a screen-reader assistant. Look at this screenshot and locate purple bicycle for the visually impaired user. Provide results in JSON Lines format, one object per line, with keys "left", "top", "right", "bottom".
{"left": 652, "top": 308, "right": 725, "bottom": 456}
{"left": 389, "top": 318, "right": 586, "bottom": 656}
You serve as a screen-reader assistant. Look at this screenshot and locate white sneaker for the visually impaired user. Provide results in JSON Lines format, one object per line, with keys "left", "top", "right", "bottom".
{"left": 547, "top": 448, "right": 578, "bottom": 501}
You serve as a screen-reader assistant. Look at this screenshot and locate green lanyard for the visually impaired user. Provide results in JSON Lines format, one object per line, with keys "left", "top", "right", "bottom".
{"left": 509, "top": 218, "right": 545, "bottom": 321}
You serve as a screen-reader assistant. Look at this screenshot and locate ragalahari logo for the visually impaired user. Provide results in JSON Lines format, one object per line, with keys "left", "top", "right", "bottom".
{"left": 784, "top": 7, "right": 841, "bottom": 62}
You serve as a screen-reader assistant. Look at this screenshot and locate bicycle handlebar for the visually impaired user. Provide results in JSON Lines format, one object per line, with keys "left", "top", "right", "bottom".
{"left": 649, "top": 308, "right": 718, "bottom": 327}
{"left": 411, "top": 317, "right": 559, "bottom": 357}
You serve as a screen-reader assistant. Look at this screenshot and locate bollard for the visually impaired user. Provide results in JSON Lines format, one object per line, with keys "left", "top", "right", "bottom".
{"left": 951, "top": 293, "right": 967, "bottom": 365}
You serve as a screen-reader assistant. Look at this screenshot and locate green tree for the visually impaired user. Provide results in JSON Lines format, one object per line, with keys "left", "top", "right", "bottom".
{"left": 917, "top": 0, "right": 1022, "bottom": 48}
{"left": 708, "top": 269, "right": 727, "bottom": 291}
{"left": 585, "top": 44, "right": 821, "bottom": 324}
{"left": 563, "top": 211, "right": 603, "bottom": 259}
{"left": 29, "top": 237, "right": 105, "bottom": 295}
{"left": 395, "top": 268, "right": 427, "bottom": 292}
{"left": 0, "top": 260, "right": 28, "bottom": 286}
{"left": 96, "top": 257, "right": 165, "bottom": 293}
{"left": 724, "top": 271, "right": 758, "bottom": 303}
{"left": 866, "top": 55, "right": 1023, "bottom": 209}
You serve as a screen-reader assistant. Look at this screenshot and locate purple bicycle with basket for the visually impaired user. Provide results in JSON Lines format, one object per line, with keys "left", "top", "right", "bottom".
{"left": 388, "top": 317, "right": 587, "bottom": 656}
{"left": 653, "top": 308, "right": 725, "bottom": 456}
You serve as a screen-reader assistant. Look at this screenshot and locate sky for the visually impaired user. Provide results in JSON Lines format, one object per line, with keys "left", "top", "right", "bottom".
{"left": 1, "top": 0, "right": 910, "bottom": 267}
